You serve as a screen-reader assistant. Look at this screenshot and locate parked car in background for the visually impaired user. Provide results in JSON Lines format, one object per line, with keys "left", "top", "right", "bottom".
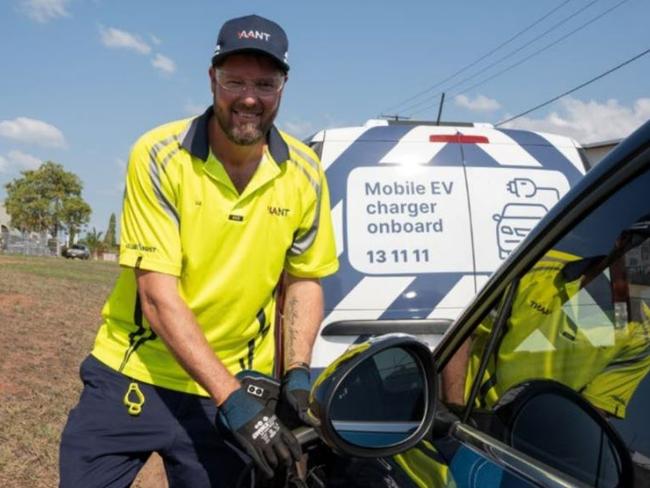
{"left": 291, "top": 118, "right": 650, "bottom": 487}
{"left": 62, "top": 244, "right": 90, "bottom": 259}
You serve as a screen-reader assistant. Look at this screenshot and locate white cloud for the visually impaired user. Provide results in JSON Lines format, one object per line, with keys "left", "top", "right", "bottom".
{"left": 100, "top": 26, "right": 151, "bottom": 55}
{"left": 150, "top": 34, "right": 162, "bottom": 46}
{"left": 20, "top": 0, "right": 69, "bottom": 23}
{"left": 152, "top": 53, "right": 176, "bottom": 74}
{"left": 502, "top": 97, "right": 650, "bottom": 144}
{"left": 7, "top": 150, "right": 42, "bottom": 169}
{"left": 282, "top": 120, "right": 316, "bottom": 138}
{"left": 0, "top": 150, "right": 42, "bottom": 173}
{"left": 455, "top": 94, "right": 501, "bottom": 112}
{"left": 0, "top": 117, "right": 66, "bottom": 148}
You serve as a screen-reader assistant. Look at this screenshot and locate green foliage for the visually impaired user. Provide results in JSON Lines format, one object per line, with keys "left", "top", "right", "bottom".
{"left": 63, "top": 196, "right": 92, "bottom": 246}
{"left": 103, "top": 213, "right": 117, "bottom": 248}
{"left": 4, "top": 161, "right": 91, "bottom": 244}
{"left": 82, "top": 227, "right": 105, "bottom": 256}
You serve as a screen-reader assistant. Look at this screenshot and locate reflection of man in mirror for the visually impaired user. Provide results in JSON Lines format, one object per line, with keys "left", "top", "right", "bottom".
{"left": 444, "top": 215, "right": 650, "bottom": 419}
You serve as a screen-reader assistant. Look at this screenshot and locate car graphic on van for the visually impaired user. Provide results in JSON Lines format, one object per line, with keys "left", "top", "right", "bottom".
{"left": 492, "top": 202, "right": 548, "bottom": 259}
{"left": 303, "top": 119, "right": 589, "bottom": 370}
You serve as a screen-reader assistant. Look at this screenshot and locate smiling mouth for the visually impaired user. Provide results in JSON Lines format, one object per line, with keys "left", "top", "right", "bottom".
{"left": 233, "top": 109, "right": 262, "bottom": 121}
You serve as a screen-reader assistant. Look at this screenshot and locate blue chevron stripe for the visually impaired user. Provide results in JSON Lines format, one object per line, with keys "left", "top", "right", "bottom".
{"left": 429, "top": 143, "right": 462, "bottom": 166}
{"left": 461, "top": 143, "right": 502, "bottom": 167}
{"left": 322, "top": 253, "right": 366, "bottom": 312}
{"left": 378, "top": 273, "right": 465, "bottom": 320}
{"left": 498, "top": 129, "right": 583, "bottom": 184}
{"left": 326, "top": 125, "right": 417, "bottom": 207}
{"left": 323, "top": 125, "right": 418, "bottom": 312}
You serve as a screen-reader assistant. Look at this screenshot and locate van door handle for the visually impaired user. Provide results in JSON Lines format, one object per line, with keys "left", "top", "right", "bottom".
{"left": 321, "top": 319, "right": 453, "bottom": 336}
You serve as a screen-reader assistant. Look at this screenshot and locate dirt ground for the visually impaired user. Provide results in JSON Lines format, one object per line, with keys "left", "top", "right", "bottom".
{"left": 0, "top": 254, "right": 166, "bottom": 487}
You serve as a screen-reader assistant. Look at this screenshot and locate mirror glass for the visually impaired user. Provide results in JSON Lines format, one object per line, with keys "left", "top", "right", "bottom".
{"left": 329, "top": 347, "right": 426, "bottom": 448}
{"left": 510, "top": 392, "right": 622, "bottom": 488}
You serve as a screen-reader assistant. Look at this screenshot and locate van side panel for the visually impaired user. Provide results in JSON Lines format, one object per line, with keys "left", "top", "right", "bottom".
{"left": 311, "top": 124, "right": 587, "bottom": 369}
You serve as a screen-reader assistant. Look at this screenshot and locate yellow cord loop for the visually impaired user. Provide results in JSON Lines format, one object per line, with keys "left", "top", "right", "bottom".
{"left": 123, "top": 382, "right": 145, "bottom": 416}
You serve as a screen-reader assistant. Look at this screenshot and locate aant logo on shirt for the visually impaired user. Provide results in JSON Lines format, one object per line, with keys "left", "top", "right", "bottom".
{"left": 268, "top": 206, "right": 290, "bottom": 217}
{"left": 529, "top": 300, "right": 551, "bottom": 315}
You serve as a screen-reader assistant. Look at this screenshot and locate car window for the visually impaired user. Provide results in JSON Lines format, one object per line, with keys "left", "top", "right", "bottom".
{"left": 442, "top": 167, "right": 650, "bottom": 484}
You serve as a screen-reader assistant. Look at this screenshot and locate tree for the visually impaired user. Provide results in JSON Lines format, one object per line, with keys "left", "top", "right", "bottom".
{"left": 4, "top": 161, "right": 91, "bottom": 245}
{"left": 62, "top": 196, "right": 92, "bottom": 246}
{"left": 103, "top": 213, "right": 117, "bottom": 248}
{"left": 82, "top": 227, "right": 105, "bottom": 258}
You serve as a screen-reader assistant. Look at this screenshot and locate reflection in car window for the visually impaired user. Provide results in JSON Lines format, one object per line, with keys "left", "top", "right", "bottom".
{"left": 446, "top": 168, "right": 650, "bottom": 484}
{"left": 469, "top": 241, "right": 650, "bottom": 418}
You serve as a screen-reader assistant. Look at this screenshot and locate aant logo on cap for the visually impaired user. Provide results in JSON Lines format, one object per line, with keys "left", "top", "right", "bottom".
{"left": 238, "top": 30, "right": 271, "bottom": 41}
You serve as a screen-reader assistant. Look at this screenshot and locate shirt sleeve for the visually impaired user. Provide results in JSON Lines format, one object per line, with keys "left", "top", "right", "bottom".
{"left": 284, "top": 160, "right": 339, "bottom": 279}
{"left": 582, "top": 319, "right": 650, "bottom": 418}
{"left": 118, "top": 135, "right": 182, "bottom": 276}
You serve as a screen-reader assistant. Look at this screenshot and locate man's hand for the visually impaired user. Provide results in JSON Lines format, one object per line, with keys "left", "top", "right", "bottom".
{"left": 279, "top": 366, "right": 320, "bottom": 428}
{"left": 220, "top": 388, "right": 301, "bottom": 479}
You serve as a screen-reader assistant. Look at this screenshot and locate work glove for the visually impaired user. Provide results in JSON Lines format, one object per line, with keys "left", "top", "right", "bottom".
{"left": 219, "top": 388, "right": 302, "bottom": 479}
{"left": 279, "top": 366, "right": 320, "bottom": 429}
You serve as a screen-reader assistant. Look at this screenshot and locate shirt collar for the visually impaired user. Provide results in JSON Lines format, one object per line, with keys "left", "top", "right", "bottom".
{"left": 180, "top": 106, "right": 289, "bottom": 165}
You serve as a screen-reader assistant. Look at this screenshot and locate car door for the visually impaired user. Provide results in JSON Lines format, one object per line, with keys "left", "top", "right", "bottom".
{"left": 390, "top": 124, "right": 650, "bottom": 487}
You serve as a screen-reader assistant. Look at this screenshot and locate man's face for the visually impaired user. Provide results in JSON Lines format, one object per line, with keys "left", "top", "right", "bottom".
{"left": 210, "top": 54, "right": 286, "bottom": 146}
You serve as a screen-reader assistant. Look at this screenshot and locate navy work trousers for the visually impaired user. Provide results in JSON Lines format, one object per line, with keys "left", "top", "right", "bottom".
{"left": 59, "top": 355, "right": 251, "bottom": 488}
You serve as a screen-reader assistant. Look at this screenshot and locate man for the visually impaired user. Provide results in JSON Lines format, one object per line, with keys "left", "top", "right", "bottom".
{"left": 60, "top": 14, "right": 338, "bottom": 487}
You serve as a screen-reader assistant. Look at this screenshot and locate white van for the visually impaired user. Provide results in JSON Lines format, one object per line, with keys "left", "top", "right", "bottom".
{"left": 305, "top": 119, "right": 589, "bottom": 369}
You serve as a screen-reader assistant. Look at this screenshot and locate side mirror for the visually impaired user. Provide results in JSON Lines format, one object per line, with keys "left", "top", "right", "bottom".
{"left": 493, "top": 380, "right": 634, "bottom": 488}
{"left": 308, "top": 334, "right": 436, "bottom": 458}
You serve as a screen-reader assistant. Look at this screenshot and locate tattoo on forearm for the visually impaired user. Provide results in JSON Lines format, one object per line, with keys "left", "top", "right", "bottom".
{"left": 286, "top": 297, "right": 299, "bottom": 364}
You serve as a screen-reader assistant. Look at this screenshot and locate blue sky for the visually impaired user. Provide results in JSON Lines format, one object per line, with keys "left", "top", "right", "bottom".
{"left": 1, "top": 0, "right": 649, "bottom": 236}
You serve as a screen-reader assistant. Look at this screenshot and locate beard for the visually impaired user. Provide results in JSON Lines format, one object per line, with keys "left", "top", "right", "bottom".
{"left": 215, "top": 99, "right": 278, "bottom": 146}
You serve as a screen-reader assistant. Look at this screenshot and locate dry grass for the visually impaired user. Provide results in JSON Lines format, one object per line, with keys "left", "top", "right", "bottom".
{"left": 0, "top": 254, "right": 165, "bottom": 488}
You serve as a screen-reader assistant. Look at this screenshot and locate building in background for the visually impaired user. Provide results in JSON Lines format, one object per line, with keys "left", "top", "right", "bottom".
{"left": 0, "top": 203, "right": 13, "bottom": 251}
{"left": 0, "top": 201, "right": 54, "bottom": 255}
{"left": 582, "top": 139, "right": 622, "bottom": 169}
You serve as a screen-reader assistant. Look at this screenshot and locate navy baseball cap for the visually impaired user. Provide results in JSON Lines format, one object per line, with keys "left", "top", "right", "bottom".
{"left": 212, "top": 15, "right": 289, "bottom": 72}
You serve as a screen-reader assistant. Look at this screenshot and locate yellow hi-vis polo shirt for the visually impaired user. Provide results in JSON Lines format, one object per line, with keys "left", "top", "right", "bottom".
{"left": 467, "top": 250, "right": 650, "bottom": 418}
{"left": 92, "top": 107, "right": 339, "bottom": 396}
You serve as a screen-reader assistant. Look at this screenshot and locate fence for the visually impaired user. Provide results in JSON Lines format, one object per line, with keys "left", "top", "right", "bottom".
{"left": 0, "top": 231, "right": 58, "bottom": 257}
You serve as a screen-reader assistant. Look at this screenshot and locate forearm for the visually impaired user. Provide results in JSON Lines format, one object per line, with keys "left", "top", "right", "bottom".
{"left": 441, "top": 338, "right": 471, "bottom": 406}
{"left": 136, "top": 271, "right": 239, "bottom": 405}
{"left": 282, "top": 274, "right": 324, "bottom": 369}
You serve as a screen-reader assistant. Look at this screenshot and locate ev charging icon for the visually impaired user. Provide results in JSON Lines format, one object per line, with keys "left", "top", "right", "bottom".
{"left": 493, "top": 178, "right": 561, "bottom": 260}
